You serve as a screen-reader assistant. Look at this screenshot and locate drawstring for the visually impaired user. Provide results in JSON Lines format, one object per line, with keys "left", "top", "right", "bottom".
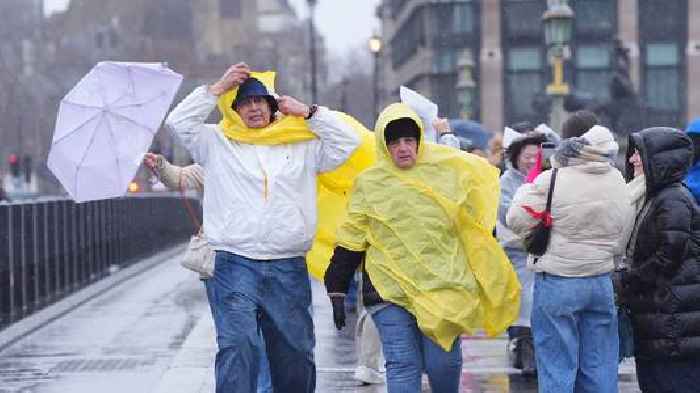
{"left": 263, "top": 174, "right": 269, "bottom": 200}
{"left": 254, "top": 149, "right": 270, "bottom": 201}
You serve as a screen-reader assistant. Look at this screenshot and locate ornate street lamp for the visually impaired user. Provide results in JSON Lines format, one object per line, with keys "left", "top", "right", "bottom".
{"left": 307, "top": 0, "right": 318, "bottom": 104}
{"left": 368, "top": 35, "right": 382, "bottom": 121}
{"left": 542, "top": 0, "right": 574, "bottom": 133}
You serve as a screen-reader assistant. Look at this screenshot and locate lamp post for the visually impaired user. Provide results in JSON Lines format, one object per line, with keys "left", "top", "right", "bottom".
{"left": 542, "top": 0, "right": 574, "bottom": 134}
{"left": 307, "top": 0, "right": 318, "bottom": 104}
{"left": 368, "top": 35, "right": 382, "bottom": 122}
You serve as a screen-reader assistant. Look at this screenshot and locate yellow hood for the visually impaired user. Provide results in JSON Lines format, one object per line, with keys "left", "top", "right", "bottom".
{"left": 373, "top": 102, "right": 426, "bottom": 166}
{"left": 217, "top": 71, "right": 316, "bottom": 145}
{"left": 336, "top": 104, "right": 521, "bottom": 350}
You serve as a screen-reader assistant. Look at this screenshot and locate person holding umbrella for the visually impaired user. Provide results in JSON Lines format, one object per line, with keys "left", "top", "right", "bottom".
{"left": 165, "top": 62, "right": 360, "bottom": 393}
{"left": 142, "top": 152, "right": 273, "bottom": 393}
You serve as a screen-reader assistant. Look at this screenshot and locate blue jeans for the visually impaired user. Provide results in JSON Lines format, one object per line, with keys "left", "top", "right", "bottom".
{"left": 531, "top": 272, "right": 618, "bottom": 393}
{"left": 205, "top": 252, "right": 315, "bottom": 393}
{"left": 257, "top": 336, "right": 272, "bottom": 393}
{"left": 371, "top": 304, "right": 462, "bottom": 393}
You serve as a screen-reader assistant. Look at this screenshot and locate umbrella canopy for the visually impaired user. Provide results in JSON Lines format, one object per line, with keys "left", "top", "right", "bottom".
{"left": 449, "top": 119, "right": 492, "bottom": 151}
{"left": 48, "top": 62, "right": 182, "bottom": 202}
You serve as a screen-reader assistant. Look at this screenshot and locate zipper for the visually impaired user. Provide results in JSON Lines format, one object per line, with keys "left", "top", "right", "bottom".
{"left": 254, "top": 147, "right": 270, "bottom": 201}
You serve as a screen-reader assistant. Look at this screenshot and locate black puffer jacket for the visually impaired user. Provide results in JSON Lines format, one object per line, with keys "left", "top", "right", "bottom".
{"left": 622, "top": 127, "right": 700, "bottom": 360}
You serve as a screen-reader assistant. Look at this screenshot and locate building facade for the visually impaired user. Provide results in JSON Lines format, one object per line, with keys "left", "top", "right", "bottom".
{"left": 379, "top": 0, "right": 699, "bottom": 134}
{"left": 2, "top": 0, "right": 321, "bottom": 194}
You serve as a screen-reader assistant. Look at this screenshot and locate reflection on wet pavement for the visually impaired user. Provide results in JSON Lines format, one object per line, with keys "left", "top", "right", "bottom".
{"left": 0, "top": 257, "right": 641, "bottom": 392}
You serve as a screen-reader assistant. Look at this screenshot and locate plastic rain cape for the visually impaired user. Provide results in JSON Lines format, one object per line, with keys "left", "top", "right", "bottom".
{"left": 216, "top": 71, "right": 376, "bottom": 279}
{"left": 335, "top": 103, "right": 520, "bottom": 350}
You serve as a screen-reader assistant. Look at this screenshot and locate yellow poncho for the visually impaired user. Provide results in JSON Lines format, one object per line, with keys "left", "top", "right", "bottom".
{"left": 335, "top": 103, "right": 521, "bottom": 350}
{"left": 216, "top": 71, "right": 375, "bottom": 278}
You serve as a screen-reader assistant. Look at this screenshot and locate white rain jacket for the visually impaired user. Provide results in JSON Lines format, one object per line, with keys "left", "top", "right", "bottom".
{"left": 165, "top": 86, "right": 360, "bottom": 259}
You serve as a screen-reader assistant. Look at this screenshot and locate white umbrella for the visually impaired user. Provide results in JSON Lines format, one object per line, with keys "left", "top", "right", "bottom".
{"left": 47, "top": 61, "right": 183, "bottom": 202}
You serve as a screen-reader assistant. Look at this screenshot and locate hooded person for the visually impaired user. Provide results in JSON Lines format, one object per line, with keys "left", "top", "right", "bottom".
{"left": 621, "top": 127, "right": 700, "bottom": 393}
{"left": 324, "top": 103, "right": 520, "bottom": 393}
{"left": 165, "top": 62, "right": 363, "bottom": 393}
{"left": 684, "top": 117, "right": 700, "bottom": 203}
{"left": 507, "top": 125, "right": 632, "bottom": 393}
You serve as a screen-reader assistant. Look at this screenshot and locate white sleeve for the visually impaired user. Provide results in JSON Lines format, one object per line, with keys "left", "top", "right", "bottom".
{"left": 164, "top": 85, "right": 219, "bottom": 165}
{"left": 307, "top": 107, "right": 361, "bottom": 173}
{"left": 438, "top": 133, "right": 461, "bottom": 149}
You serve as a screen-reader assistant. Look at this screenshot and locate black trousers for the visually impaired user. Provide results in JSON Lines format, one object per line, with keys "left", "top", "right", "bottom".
{"left": 636, "top": 357, "right": 700, "bottom": 393}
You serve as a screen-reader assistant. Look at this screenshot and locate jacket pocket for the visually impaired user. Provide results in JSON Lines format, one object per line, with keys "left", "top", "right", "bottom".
{"left": 262, "top": 203, "right": 308, "bottom": 246}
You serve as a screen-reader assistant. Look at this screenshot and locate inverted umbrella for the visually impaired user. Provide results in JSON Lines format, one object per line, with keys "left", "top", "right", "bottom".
{"left": 47, "top": 61, "right": 182, "bottom": 202}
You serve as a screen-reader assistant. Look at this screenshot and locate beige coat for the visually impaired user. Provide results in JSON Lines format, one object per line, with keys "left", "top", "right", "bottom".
{"left": 154, "top": 155, "right": 204, "bottom": 192}
{"left": 506, "top": 162, "right": 632, "bottom": 277}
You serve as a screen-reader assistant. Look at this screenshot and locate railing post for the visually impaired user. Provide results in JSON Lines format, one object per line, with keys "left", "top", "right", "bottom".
{"left": 0, "top": 205, "right": 10, "bottom": 327}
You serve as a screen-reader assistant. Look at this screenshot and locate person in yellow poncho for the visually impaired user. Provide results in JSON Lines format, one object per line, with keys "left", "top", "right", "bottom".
{"left": 324, "top": 103, "right": 521, "bottom": 393}
{"left": 165, "top": 63, "right": 361, "bottom": 393}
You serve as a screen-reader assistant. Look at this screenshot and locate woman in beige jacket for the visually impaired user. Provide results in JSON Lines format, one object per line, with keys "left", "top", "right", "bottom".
{"left": 506, "top": 124, "right": 632, "bottom": 393}
{"left": 143, "top": 153, "right": 203, "bottom": 192}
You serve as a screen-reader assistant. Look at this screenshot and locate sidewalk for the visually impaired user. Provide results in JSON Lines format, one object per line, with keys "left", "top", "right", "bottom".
{"left": 0, "top": 247, "right": 641, "bottom": 393}
{"left": 151, "top": 278, "right": 641, "bottom": 393}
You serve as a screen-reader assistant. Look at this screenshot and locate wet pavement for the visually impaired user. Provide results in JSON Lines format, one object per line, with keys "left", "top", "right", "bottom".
{"left": 0, "top": 248, "right": 641, "bottom": 392}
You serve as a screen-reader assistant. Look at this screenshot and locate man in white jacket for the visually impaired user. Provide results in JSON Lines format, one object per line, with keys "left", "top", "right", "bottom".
{"left": 165, "top": 63, "right": 360, "bottom": 393}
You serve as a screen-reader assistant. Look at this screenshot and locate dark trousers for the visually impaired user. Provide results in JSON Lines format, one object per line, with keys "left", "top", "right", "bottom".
{"left": 636, "top": 357, "right": 700, "bottom": 393}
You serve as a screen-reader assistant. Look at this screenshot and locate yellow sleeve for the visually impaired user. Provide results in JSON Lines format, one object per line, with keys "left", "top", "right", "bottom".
{"left": 336, "top": 179, "right": 370, "bottom": 252}
{"left": 462, "top": 153, "right": 501, "bottom": 230}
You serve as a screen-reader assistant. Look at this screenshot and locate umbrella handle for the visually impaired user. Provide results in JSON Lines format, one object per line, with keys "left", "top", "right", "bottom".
{"left": 179, "top": 170, "right": 202, "bottom": 232}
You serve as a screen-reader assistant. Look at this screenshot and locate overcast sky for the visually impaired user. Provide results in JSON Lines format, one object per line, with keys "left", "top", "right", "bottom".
{"left": 44, "top": 0, "right": 381, "bottom": 56}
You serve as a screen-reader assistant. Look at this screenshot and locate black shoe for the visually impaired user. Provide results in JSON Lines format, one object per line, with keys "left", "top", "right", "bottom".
{"left": 507, "top": 337, "right": 522, "bottom": 370}
{"left": 519, "top": 335, "right": 537, "bottom": 376}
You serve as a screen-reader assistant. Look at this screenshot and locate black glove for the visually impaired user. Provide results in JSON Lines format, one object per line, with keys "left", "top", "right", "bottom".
{"left": 330, "top": 296, "right": 346, "bottom": 331}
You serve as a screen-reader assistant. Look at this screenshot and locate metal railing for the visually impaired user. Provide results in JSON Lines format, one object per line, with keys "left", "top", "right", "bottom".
{"left": 0, "top": 195, "right": 200, "bottom": 329}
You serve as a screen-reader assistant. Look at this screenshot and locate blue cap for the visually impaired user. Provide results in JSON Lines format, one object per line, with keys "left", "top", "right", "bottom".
{"left": 687, "top": 118, "right": 700, "bottom": 135}
{"left": 232, "top": 78, "right": 278, "bottom": 113}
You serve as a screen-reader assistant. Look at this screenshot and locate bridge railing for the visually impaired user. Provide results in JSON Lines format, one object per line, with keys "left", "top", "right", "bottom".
{"left": 0, "top": 195, "right": 200, "bottom": 329}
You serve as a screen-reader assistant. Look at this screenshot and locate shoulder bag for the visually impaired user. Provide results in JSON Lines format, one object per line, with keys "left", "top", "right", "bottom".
{"left": 523, "top": 168, "right": 558, "bottom": 256}
{"left": 179, "top": 171, "right": 214, "bottom": 278}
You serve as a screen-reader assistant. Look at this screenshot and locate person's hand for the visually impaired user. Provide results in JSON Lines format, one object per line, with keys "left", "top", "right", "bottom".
{"left": 277, "top": 96, "right": 310, "bottom": 118}
{"left": 208, "top": 63, "right": 250, "bottom": 96}
{"left": 330, "top": 296, "right": 346, "bottom": 331}
{"left": 143, "top": 153, "right": 159, "bottom": 170}
{"left": 433, "top": 118, "right": 451, "bottom": 135}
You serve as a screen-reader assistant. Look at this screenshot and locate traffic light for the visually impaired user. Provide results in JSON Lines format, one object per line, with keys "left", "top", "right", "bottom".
{"left": 8, "top": 154, "right": 19, "bottom": 178}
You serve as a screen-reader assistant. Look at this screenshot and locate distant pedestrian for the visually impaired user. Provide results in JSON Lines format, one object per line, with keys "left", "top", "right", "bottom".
{"left": 507, "top": 119, "right": 632, "bottom": 393}
{"left": 561, "top": 110, "right": 600, "bottom": 139}
{"left": 488, "top": 132, "right": 505, "bottom": 173}
{"left": 325, "top": 102, "right": 520, "bottom": 393}
{"left": 0, "top": 181, "right": 7, "bottom": 202}
{"left": 620, "top": 127, "right": 700, "bottom": 393}
{"left": 683, "top": 117, "right": 700, "bottom": 203}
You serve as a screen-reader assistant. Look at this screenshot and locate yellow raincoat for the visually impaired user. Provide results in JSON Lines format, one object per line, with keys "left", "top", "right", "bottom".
{"left": 216, "top": 71, "right": 376, "bottom": 278}
{"left": 335, "top": 103, "right": 520, "bottom": 350}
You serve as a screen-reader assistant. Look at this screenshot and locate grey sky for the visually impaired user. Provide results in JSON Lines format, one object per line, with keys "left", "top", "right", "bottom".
{"left": 44, "top": 0, "right": 381, "bottom": 56}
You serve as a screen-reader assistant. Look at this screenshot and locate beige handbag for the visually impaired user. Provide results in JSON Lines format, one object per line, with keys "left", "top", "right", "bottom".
{"left": 179, "top": 172, "right": 214, "bottom": 278}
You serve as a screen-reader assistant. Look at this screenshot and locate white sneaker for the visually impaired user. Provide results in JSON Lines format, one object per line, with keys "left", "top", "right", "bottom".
{"left": 354, "top": 366, "right": 386, "bottom": 385}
